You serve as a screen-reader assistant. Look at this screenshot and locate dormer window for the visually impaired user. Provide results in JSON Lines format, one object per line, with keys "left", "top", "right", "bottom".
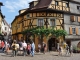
{"left": 55, "top": 1, "right": 58, "bottom": 5}
{"left": 66, "top": 3, "right": 69, "bottom": 7}
{"left": 29, "top": 1, "right": 38, "bottom": 8}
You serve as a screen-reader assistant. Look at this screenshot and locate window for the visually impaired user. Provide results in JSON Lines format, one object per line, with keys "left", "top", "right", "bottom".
{"left": 5, "top": 27, "right": 7, "bottom": 30}
{"left": 78, "top": 16, "right": 80, "bottom": 22}
{"left": 66, "top": 3, "right": 69, "bottom": 7}
{"left": 4, "top": 23, "right": 5, "bottom": 25}
{"left": 26, "top": 13, "right": 30, "bottom": 18}
{"left": 37, "top": 19, "right": 44, "bottom": 26}
{"left": 50, "top": 19, "right": 55, "bottom": 27}
{"left": 72, "top": 27, "right": 76, "bottom": 34}
{"left": 77, "top": 6, "right": 80, "bottom": 10}
{"left": 70, "top": 15, "right": 75, "bottom": 22}
{"left": 55, "top": 1, "right": 58, "bottom": 5}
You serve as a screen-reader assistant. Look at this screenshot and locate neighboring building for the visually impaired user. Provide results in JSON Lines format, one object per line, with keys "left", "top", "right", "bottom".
{"left": 0, "top": 2, "right": 4, "bottom": 33}
{"left": 64, "top": 0, "right": 80, "bottom": 47}
{"left": 0, "top": 2, "right": 4, "bottom": 40}
{"left": 0, "top": 12, "right": 4, "bottom": 33}
{"left": 0, "top": 13, "right": 4, "bottom": 40}
{"left": 11, "top": 0, "right": 80, "bottom": 51}
{"left": 1, "top": 19, "right": 12, "bottom": 41}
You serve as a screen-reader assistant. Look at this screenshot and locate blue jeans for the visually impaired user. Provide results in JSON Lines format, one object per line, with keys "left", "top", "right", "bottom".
{"left": 2, "top": 47, "right": 5, "bottom": 52}
{"left": 31, "top": 50, "right": 34, "bottom": 57}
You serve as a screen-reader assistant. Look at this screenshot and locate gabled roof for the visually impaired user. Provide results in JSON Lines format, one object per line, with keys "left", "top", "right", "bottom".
{"left": 11, "top": 0, "right": 72, "bottom": 24}
{"left": 31, "top": 0, "right": 52, "bottom": 10}
{"left": 17, "top": 0, "right": 52, "bottom": 15}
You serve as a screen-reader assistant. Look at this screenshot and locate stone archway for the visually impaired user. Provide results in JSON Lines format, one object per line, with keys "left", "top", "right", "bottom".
{"left": 77, "top": 42, "right": 80, "bottom": 48}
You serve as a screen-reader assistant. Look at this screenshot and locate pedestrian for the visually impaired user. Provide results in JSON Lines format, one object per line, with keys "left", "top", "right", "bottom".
{"left": 42, "top": 42, "right": 46, "bottom": 54}
{"left": 6, "top": 42, "right": 10, "bottom": 54}
{"left": 22, "top": 41, "right": 27, "bottom": 56}
{"left": 11, "top": 40, "right": 17, "bottom": 57}
{"left": 16, "top": 43, "right": 19, "bottom": 55}
{"left": 69, "top": 45, "right": 73, "bottom": 56}
{"left": 27, "top": 43, "right": 31, "bottom": 55}
{"left": 57, "top": 43, "right": 59, "bottom": 52}
{"left": 31, "top": 41, "right": 35, "bottom": 57}
{"left": 19, "top": 40, "right": 23, "bottom": 54}
{"left": 65, "top": 44, "right": 69, "bottom": 56}
{"left": 1, "top": 40, "right": 5, "bottom": 52}
{"left": 58, "top": 45, "right": 62, "bottom": 56}
{"left": 0, "top": 40, "right": 2, "bottom": 49}
{"left": 38, "top": 43, "right": 41, "bottom": 53}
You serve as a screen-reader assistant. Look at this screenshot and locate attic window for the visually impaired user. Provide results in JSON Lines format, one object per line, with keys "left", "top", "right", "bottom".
{"left": 55, "top": 1, "right": 58, "bottom": 5}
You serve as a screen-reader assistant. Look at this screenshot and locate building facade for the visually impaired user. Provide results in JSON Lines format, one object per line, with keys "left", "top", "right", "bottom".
{"left": 11, "top": 0, "right": 80, "bottom": 51}
{"left": 0, "top": 2, "right": 4, "bottom": 40}
{"left": 64, "top": 0, "right": 80, "bottom": 47}
{"left": 0, "top": 12, "right": 3, "bottom": 32}
{"left": 1, "top": 19, "right": 12, "bottom": 41}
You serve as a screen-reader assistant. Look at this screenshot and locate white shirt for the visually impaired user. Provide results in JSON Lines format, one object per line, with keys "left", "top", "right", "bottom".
{"left": 22, "top": 42, "right": 27, "bottom": 48}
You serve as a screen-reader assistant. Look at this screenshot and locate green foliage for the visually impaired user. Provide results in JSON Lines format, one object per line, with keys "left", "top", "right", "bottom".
{"left": 54, "top": 29, "right": 67, "bottom": 38}
{"left": 50, "top": 27, "right": 56, "bottom": 36}
{"left": 22, "top": 27, "right": 39, "bottom": 34}
{"left": 22, "top": 27, "right": 67, "bottom": 38}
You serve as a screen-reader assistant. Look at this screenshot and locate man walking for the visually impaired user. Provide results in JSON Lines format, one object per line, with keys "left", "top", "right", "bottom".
{"left": 31, "top": 41, "right": 35, "bottom": 57}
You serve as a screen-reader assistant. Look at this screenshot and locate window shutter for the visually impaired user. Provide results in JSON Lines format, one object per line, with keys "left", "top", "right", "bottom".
{"left": 70, "top": 15, "right": 75, "bottom": 22}
{"left": 69, "top": 27, "right": 72, "bottom": 34}
{"left": 76, "top": 27, "right": 78, "bottom": 35}
{"left": 78, "top": 16, "right": 80, "bottom": 22}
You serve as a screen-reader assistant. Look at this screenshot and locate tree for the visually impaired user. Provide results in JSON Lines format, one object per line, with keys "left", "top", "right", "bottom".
{"left": 22, "top": 27, "right": 67, "bottom": 44}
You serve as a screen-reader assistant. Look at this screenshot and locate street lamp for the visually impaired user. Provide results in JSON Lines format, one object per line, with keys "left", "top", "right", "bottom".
{"left": 0, "top": 2, "right": 4, "bottom": 13}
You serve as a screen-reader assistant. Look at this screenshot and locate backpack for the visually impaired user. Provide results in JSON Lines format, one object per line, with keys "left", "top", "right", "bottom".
{"left": 12, "top": 44, "right": 15, "bottom": 50}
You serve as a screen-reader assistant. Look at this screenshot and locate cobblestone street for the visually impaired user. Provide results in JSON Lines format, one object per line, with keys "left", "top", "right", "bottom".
{"left": 0, "top": 51, "right": 80, "bottom": 60}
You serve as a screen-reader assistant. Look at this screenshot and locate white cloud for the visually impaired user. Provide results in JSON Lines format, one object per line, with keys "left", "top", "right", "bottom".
{"left": 5, "top": 0, "right": 37, "bottom": 12}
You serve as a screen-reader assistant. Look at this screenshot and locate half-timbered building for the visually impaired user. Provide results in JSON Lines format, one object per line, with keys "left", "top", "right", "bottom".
{"left": 11, "top": 0, "right": 80, "bottom": 51}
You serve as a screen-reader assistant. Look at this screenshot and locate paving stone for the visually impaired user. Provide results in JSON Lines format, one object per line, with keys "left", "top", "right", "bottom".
{"left": 0, "top": 50, "right": 80, "bottom": 60}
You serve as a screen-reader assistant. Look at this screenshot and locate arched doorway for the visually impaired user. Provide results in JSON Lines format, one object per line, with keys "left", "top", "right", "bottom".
{"left": 66, "top": 40, "right": 71, "bottom": 47}
{"left": 77, "top": 42, "right": 80, "bottom": 48}
{"left": 48, "top": 38, "right": 57, "bottom": 51}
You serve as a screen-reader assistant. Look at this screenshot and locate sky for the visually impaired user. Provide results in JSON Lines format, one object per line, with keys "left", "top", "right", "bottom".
{"left": 0, "top": 0, "right": 37, "bottom": 24}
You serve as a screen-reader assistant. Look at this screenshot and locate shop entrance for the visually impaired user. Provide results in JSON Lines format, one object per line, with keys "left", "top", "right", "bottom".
{"left": 66, "top": 40, "right": 71, "bottom": 47}
{"left": 48, "top": 38, "right": 57, "bottom": 51}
